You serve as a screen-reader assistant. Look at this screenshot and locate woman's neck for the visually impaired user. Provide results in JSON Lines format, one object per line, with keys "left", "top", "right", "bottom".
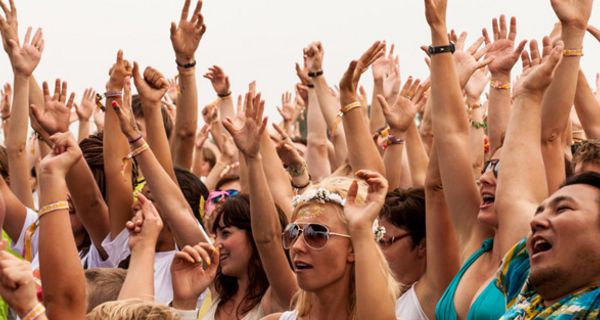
{"left": 217, "top": 273, "right": 252, "bottom": 319}
{"left": 307, "top": 271, "right": 352, "bottom": 320}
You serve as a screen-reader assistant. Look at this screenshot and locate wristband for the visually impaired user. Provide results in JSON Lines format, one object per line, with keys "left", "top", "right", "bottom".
{"left": 176, "top": 59, "right": 197, "bottom": 69}
{"left": 428, "top": 43, "right": 455, "bottom": 55}
{"left": 490, "top": 81, "right": 511, "bottom": 90}
{"left": 217, "top": 91, "right": 232, "bottom": 98}
{"left": 291, "top": 179, "right": 311, "bottom": 189}
{"left": 38, "top": 201, "right": 70, "bottom": 219}
{"left": 382, "top": 135, "right": 405, "bottom": 150}
{"left": 128, "top": 134, "right": 143, "bottom": 145}
{"left": 307, "top": 83, "right": 315, "bottom": 88}
{"left": 563, "top": 48, "right": 583, "bottom": 57}
{"left": 128, "top": 142, "right": 150, "bottom": 159}
{"left": 104, "top": 90, "right": 123, "bottom": 98}
{"left": 308, "top": 70, "right": 323, "bottom": 78}
{"left": 21, "top": 302, "right": 45, "bottom": 320}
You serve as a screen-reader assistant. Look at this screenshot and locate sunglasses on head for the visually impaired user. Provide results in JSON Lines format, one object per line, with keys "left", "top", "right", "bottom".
{"left": 282, "top": 223, "right": 351, "bottom": 250}
{"left": 207, "top": 189, "right": 240, "bottom": 204}
{"left": 482, "top": 159, "right": 500, "bottom": 178}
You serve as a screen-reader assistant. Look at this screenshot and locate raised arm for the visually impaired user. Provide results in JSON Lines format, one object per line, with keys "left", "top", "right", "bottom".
{"left": 425, "top": 0, "right": 483, "bottom": 250}
{"left": 112, "top": 100, "right": 210, "bottom": 248}
{"left": 484, "top": 15, "right": 527, "bottom": 154}
{"left": 204, "top": 65, "right": 234, "bottom": 120}
{"left": 133, "top": 63, "right": 176, "bottom": 181}
{"left": 574, "top": 70, "right": 600, "bottom": 139}
{"left": 344, "top": 170, "right": 395, "bottom": 320}
{"left": 338, "top": 42, "right": 386, "bottom": 175}
{"left": 118, "top": 194, "right": 163, "bottom": 301}
{"left": 305, "top": 42, "right": 348, "bottom": 169}
{"left": 541, "top": 0, "right": 593, "bottom": 192}
{"left": 369, "top": 44, "right": 391, "bottom": 134}
{"left": 75, "top": 88, "right": 96, "bottom": 142}
{"left": 103, "top": 50, "right": 134, "bottom": 239}
{"left": 37, "top": 133, "right": 86, "bottom": 319}
{"left": 495, "top": 42, "right": 563, "bottom": 256}
{"left": 223, "top": 92, "right": 298, "bottom": 312}
{"left": 170, "top": 0, "right": 206, "bottom": 169}
{"left": 5, "top": 27, "right": 43, "bottom": 209}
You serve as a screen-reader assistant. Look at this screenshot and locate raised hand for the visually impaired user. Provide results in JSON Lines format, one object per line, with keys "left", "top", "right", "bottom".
{"left": 382, "top": 54, "right": 401, "bottom": 103}
{"left": 171, "top": 242, "right": 219, "bottom": 310}
{"left": 222, "top": 92, "right": 267, "bottom": 158}
{"left": 30, "top": 79, "right": 75, "bottom": 134}
{"left": 295, "top": 62, "right": 311, "bottom": 86}
{"left": 127, "top": 193, "right": 164, "bottom": 250}
{"left": 9, "top": 27, "right": 43, "bottom": 76}
{"left": 132, "top": 63, "right": 169, "bottom": 106}
{"left": 424, "top": 0, "right": 447, "bottom": 29}
{"left": 203, "top": 65, "right": 230, "bottom": 96}
{"left": 483, "top": 15, "right": 527, "bottom": 75}
{"left": 371, "top": 43, "right": 393, "bottom": 81}
{"left": 0, "top": 83, "right": 10, "bottom": 119}
{"left": 451, "top": 31, "right": 493, "bottom": 87}
{"left": 551, "top": 0, "right": 593, "bottom": 29}
{"left": 344, "top": 170, "right": 389, "bottom": 232}
{"left": 76, "top": 88, "right": 96, "bottom": 121}
{"left": 166, "top": 76, "right": 179, "bottom": 101}
{"left": 514, "top": 39, "right": 564, "bottom": 99}
{"left": 339, "top": 41, "right": 386, "bottom": 105}
{"left": 39, "top": 132, "right": 83, "bottom": 176}
{"left": 303, "top": 41, "right": 324, "bottom": 73}
{"left": 108, "top": 50, "right": 132, "bottom": 92}
{"left": 273, "top": 122, "right": 303, "bottom": 165}
{"left": 111, "top": 100, "right": 139, "bottom": 140}
{"left": 219, "top": 133, "right": 237, "bottom": 165}
{"left": 0, "top": 242, "right": 38, "bottom": 318}
{"left": 465, "top": 68, "right": 490, "bottom": 101}
{"left": 378, "top": 77, "right": 424, "bottom": 133}
{"left": 277, "top": 91, "right": 296, "bottom": 123}
{"left": 194, "top": 123, "right": 211, "bottom": 148}
{"left": 0, "top": 0, "right": 19, "bottom": 54}
{"left": 170, "top": 0, "right": 206, "bottom": 64}
{"left": 201, "top": 103, "right": 218, "bottom": 125}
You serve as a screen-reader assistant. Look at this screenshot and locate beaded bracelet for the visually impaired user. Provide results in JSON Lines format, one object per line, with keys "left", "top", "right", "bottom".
{"left": 470, "top": 120, "right": 488, "bottom": 130}
{"left": 21, "top": 302, "right": 45, "bottom": 320}
{"left": 38, "top": 201, "right": 69, "bottom": 219}
{"left": 382, "top": 135, "right": 405, "bottom": 150}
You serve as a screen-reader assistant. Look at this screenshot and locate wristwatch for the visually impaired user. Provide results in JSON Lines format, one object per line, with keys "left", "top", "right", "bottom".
{"left": 428, "top": 42, "right": 455, "bottom": 55}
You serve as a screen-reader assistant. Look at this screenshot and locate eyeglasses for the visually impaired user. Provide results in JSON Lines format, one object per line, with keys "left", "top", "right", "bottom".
{"left": 282, "top": 223, "right": 351, "bottom": 250}
{"left": 377, "top": 233, "right": 412, "bottom": 248}
{"left": 482, "top": 159, "right": 500, "bottom": 178}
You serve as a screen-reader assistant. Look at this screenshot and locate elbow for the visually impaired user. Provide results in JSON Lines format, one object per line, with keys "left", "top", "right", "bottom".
{"left": 541, "top": 129, "right": 562, "bottom": 145}
{"left": 175, "top": 125, "right": 197, "bottom": 140}
{"left": 5, "top": 142, "right": 26, "bottom": 157}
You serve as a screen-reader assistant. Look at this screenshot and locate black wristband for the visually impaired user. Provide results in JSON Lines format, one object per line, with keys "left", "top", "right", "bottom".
{"left": 176, "top": 59, "right": 197, "bottom": 69}
{"left": 217, "top": 91, "right": 232, "bottom": 98}
{"left": 291, "top": 180, "right": 310, "bottom": 189}
{"left": 428, "top": 43, "right": 455, "bottom": 55}
{"left": 308, "top": 70, "right": 323, "bottom": 78}
{"left": 307, "top": 83, "right": 315, "bottom": 88}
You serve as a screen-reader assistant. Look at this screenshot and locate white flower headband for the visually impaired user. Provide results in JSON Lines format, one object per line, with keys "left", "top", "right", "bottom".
{"left": 292, "top": 188, "right": 346, "bottom": 209}
{"left": 372, "top": 218, "right": 386, "bottom": 242}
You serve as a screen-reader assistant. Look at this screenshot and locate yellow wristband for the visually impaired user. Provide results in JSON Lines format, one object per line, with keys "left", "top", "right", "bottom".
{"left": 563, "top": 48, "right": 583, "bottom": 57}
{"left": 340, "top": 101, "right": 362, "bottom": 114}
{"left": 21, "top": 302, "right": 45, "bottom": 320}
{"left": 490, "top": 81, "right": 511, "bottom": 90}
{"left": 38, "top": 201, "right": 69, "bottom": 218}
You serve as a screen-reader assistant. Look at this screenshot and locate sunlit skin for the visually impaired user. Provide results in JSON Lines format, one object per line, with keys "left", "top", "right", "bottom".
{"left": 526, "top": 184, "right": 600, "bottom": 305}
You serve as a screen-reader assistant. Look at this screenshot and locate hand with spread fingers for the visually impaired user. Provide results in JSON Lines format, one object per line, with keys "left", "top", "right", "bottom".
{"left": 0, "top": 0, "right": 19, "bottom": 55}
{"left": 378, "top": 77, "right": 425, "bottom": 134}
{"left": 551, "top": 0, "right": 593, "bottom": 30}
{"left": 514, "top": 39, "right": 564, "bottom": 99}
{"left": 171, "top": 242, "right": 219, "bottom": 310}
{"left": 483, "top": 15, "right": 527, "bottom": 76}
{"left": 9, "top": 27, "right": 43, "bottom": 76}
{"left": 76, "top": 88, "right": 96, "bottom": 122}
{"left": 465, "top": 68, "right": 491, "bottom": 102}
{"left": 222, "top": 92, "right": 268, "bottom": 158}
{"left": 132, "top": 63, "right": 169, "bottom": 107}
{"left": 30, "top": 79, "right": 75, "bottom": 135}
{"left": 277, "top": 91, "right": 298, "bottom": 124}
{"left": 171, "top": 0, "right": 206, "bottom": 65}
{"left": 203, "top": 65, "right": 230, "bottom": 96}
{"left": 339, "top": 41, "right": 386, "bottom": 106}
{"left": 451, "top": 31, "right": 493, "bottom": 87}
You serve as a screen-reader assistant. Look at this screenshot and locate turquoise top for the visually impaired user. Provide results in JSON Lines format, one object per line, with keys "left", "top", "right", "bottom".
{"left": 435, "top": 238, "right": 505, "bottom": 320}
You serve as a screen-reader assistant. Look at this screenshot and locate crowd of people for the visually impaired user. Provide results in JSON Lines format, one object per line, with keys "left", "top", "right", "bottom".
{"left": 0, "top": 0, "right": 598, "bottom": 319}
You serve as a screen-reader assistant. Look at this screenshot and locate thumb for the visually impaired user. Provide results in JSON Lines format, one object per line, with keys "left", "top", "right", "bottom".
{"left": 132, "top": 62, "right": 143, "bottom": 86}
{"left": 346, "top": 180, "right": 358, "bottom": 205}
{"left": 222, "top": 118, "right": 235, "bottom": 135}
{"left": 30, "top": 103, "right": 42, "bottom": 121}
{"left": 377, "top": 95, "right": 390, "bottom": 115}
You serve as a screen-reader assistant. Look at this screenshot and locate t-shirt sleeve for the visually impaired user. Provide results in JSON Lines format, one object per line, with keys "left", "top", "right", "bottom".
{"left": 100, "top": 228, "right": 131, "bottom": 267}
{"left": 495, "top": 237, "right": 530, "bottom": 308}
{"left": 11, "top": 208, "right": 39, "bottom": 259}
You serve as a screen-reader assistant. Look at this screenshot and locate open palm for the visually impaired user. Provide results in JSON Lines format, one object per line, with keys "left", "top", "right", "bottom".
{"left": 222, "top": 92, "right": 267, "bottom": 157}
{"left": 31, "top": 80, "right": 74, "bottom": 135}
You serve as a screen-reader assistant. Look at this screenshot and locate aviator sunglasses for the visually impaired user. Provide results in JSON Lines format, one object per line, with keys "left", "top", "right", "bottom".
{"left": 282, "top": 223, "right": 351, "bottom": 250}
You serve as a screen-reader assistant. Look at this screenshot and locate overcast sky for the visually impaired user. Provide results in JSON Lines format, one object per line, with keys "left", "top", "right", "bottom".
{"left": 1, "top": 0, "right": 599, "bottom": 124}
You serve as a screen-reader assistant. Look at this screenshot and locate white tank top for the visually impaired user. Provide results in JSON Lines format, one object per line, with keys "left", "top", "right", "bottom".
{"left": 278, "top": 311, "right": 299, "bottom": 320}
{"left": 395, "top": 282, "right": 428, "bottom": 320}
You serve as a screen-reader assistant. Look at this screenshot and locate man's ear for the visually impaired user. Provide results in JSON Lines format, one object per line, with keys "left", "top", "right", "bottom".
{"left": 347, "top": 243, "right": 355, "bottom": 263}
{"left": 416, "top": 239, "right": 426, "bottom": 259}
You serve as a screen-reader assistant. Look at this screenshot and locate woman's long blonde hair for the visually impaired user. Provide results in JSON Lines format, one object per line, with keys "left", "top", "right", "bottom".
{"left": 290, "top": 176, "right": 399, "bottom": 319}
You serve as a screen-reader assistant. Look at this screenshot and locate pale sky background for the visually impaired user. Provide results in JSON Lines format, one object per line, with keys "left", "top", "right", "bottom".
{"left": 0, "top": 0, "right": 599, "bottom": 129}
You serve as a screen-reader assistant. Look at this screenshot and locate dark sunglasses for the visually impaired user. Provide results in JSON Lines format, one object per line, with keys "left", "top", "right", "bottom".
{"left": 282, "top": 223, "right": 351, "bottom": 250}
{"left": 482, "top": 159, "right": 500, "bottom": 178}
{"left": 377, "top": 233, "right": 412, "bottom": 248}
